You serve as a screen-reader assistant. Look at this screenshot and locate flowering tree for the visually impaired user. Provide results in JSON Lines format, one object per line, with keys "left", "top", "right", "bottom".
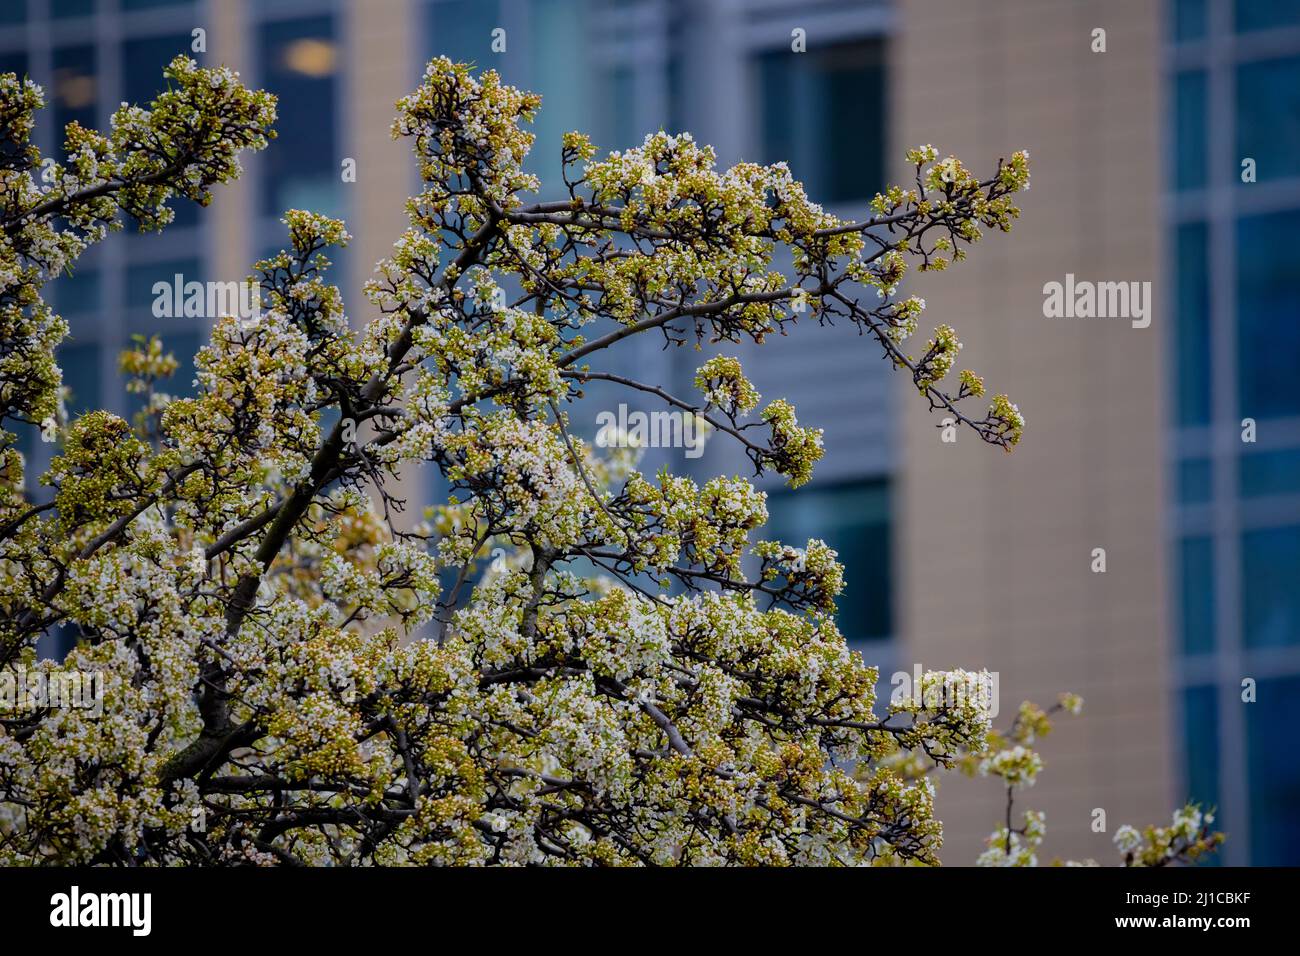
{"left": 0, "top": 57, "right": 1220, "bottom": 866}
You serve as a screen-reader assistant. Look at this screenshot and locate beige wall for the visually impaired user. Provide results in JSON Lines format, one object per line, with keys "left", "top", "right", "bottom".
{"left": 344, "top": 0, "right": 415, "bottom": 314}
{"left": 209, "top": 0, "right": 252, "bottom": 293}
{"left": 894, "top": 0, "right": 1172, "bottom": 863}
{"left": 344, "top": 0, "right": 424, "bottom": 531}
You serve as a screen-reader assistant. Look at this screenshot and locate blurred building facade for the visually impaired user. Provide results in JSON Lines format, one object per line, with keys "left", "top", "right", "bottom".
{"left": 3, "top": 0, "right": 1296, "bottom": 863}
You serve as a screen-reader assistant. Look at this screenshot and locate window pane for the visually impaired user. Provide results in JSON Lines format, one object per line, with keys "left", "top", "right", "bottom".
{"left": 51, "top": 266, "right": 99, "bottom": 317}
{"left": 528, "top": 0, "right": 590, "bottom": 186}
{"left": 1241, "top": 524, "right": 1300, "bottom": 649}
{"left": 15, "top": 423, "right": 37, "bottom": 488}
{"left": 52, "top": 46, "right": 97, "bottom": 147}
{"left": 1237, "top": 211, "right": 1300, "bottom": 419}
{"left": 0, "top": 52, "right": 28, "bottom": 78}
{"left": 1236, "top": 56, "right": 1300, "bottom": 185}
{"left": 1173, "top": 0, "right": 1207, "bottom": 41}
{"left": 51, "top": 0, "right": 93, "bottom": 19}
{"left": 0, "top": 2, "right": 25, "bottom": 26}
{"left": 605, "top": 67, "right": 636, "bottom": 150}
{"left": 127, "top": 258, "right": 200, "bottom": 315}
{"left": 1236, "top": 0, "right": 1300, "bottom": 32}
{"left": 165, "top": 330, "right": 199, "bottom": 398}
{"left": 1174, "top": 71, "right": 1207, "bottom": 192}
{"left": 124, "top": 258, "right": 202, "bottom": 406}
{"left": 1173, "top": 222, "right": 1211, "bottom": 425}
{"left": 765, "top": 480, "right": 892, "bottom": 643}
{"left": 1246, "top": 675, "right": 1300, "bottom": 864}
{"left": 1178, "top": 457, "right": 1212, "bottom": 503}
{"left": 35, "top": 624, "right": 78, "bottom": 663}
{"left": 667, "top": 52, "right": 683, "bottom": 136}
{"left": 123, "top": 33, "right": 201, "bottom": 228}
{"left": 121, "top": 0, "right": 193, "bottom": 9}
{"left": 122, "top": 330, "right": 200, "bottom": 413}
{"left": 1240, "top": 447, "right": 1300, "bottom": 498}
{"left": 59, "top": 342, "right": 101, "bottom": 416}
{"left": 1179, "top": 536, "right": 1215, "bottom": 654}
{"left": 258, "top": 16, "right": 341, "bottom": 219}
{"left": 428, "top": 0, "right": 501, "bottom": 65}
{"left": 757, "top": 39, "right": 886, "bottom": 204}
{"left": 123, "top": 34, "right": 196, "bottom": 106}
{"left": 1182, "top": 685, "right": 1219, "bottom": 819}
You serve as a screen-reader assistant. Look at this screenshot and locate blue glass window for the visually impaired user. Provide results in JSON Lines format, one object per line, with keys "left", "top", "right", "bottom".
{"left": 123, "top": 33, "right": 202, "bottom": 228}
{"left": 51, "top": 0, "right": 93, "bottom": 19}
{"left": 765, "top": 480, "right": 891, "bottom": 644}
{"left": 1246, "top": 675, "right": 1300, "bottom": 864}
{"left": 51, "top": 46, "right": 97, "bottom": 147}
{"left": 1179, "top": 536, "right": 1215, "bottom": 654}
{"left": 127, "top": 258, "right": 199, "bottom": 317}
{"left": 58, "top": 342, "right": 101, "bottom": 416}
{"left": 258, "top": 16, "right": 341, "bottom": 219}
{"left": 15, "top": 424, "right": 37, "bottom": 487}
{"left": 0, "top": 52, "right": 28, "bottom": 78}
{"left": 1178, "top": 457, "right": 1213, "bottom": 503}
{"left": 51, "top": 266, "right": 98, "bottom": 317}
{"left": 1240, "top": 448, "right": 1300, "bottom": 498}
{"left": 122, "top": 330, "right": 200, "bottom": 413}
{"left": 427, "top": 0, "right": 501, "bottom": 67}
{"left": 757, "top": 39, "right": 886, "bottom": 205}
{"left": 1236, "top": 56, "right": 1300, "bottom": 185}
{"left": 1174, "top": 71, "right": 1207, "bottom": 192}
{"left": 52, "top": 265, "right": 98, "bottom": 317}
{"left": 526, "top": 0, "right": 589, "bottom": 186}
{"left": 0, "top": 2, "right": 25, "bottom": 26}
{"left": 1242, "top": 524, "right": 1300, "bottom": 649}
{"left": 606, "top": 67, "right": 636, "bottom": 151}
{"left": 1236, "top": 0, "right": 1300, "bottom": 32}
{"left": 122, "top": 0, "right": 192, "bottom": 9}
{"left": 123, "top": 33, "right": 198, "bottom": 107}
{"left": 1237, "top": 211, "right": 1300, "bottom": 419}
{"left": 1173, "top": 222, "right": 1211, "bottom": 425}
{"left": 35, "top": 624, "right": 78, "bottom": 662}
{"left": 427, "top": 0, "right": 591, "bottom": 187}
{"left": 1182, "top": 685, "right": 1219, "bottom": 817}
{"left": 1173, "top": 0, "right": 1208, "bottom": 41}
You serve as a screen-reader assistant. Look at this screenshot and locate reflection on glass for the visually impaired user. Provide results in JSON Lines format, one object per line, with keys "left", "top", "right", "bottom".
{"left": 257, "top": 16, "right": 341, "bottom": 219}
